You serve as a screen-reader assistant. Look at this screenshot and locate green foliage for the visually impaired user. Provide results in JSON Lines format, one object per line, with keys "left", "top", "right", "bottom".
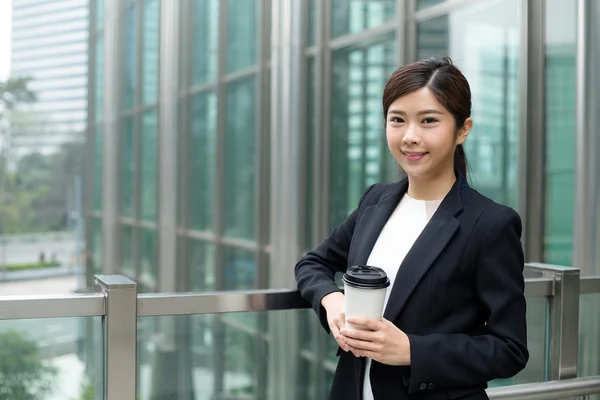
{"left": 0, "top": 77, "right": 36, "bottom": 111}
{"left": 0, "top": 141, "right": 84, "bottom": 234}
{"left": 75, "top": 381, "right": 95, "bottom": 400}
{"left": 5, "top": 261, "right": 61, "bottom": 271}
{"left": 0, "top": 331, "right": 58, "bottom": 400}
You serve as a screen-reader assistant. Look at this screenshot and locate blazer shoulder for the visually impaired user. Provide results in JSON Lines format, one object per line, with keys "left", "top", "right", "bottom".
{"left": 463, "top": 188, "right": 522, "bottom": 231}
{"left": 359, "top": 181, "right": 399, "bottom": 207}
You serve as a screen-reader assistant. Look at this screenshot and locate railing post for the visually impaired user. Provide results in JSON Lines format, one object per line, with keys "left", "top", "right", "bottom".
{"left": 95, "top": 275, "right": 138, "bottom": 399}
{"left": 527, "top": 263, "right": 581, "bottom": 380}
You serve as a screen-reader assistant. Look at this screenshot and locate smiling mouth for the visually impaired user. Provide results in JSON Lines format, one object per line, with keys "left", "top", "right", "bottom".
{"left": 402, "top": 151, "right": 428, "bottom": 161}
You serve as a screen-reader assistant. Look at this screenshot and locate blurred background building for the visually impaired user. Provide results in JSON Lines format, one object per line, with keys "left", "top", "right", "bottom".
{"left": 0, "top": 0, "right": 599, "bottom": 399}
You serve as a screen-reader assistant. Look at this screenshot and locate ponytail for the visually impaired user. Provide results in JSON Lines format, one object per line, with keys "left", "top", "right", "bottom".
{"left": 454, "top": 144, "right": 468, "bottom": 179}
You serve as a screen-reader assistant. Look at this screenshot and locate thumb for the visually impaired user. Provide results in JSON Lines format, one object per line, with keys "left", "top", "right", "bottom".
{"left": 382, "top": 318, "right": 396, "bottom": 328}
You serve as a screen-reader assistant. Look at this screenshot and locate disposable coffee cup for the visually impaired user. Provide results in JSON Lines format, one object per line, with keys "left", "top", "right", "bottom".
{"left": 342, "top": 265, "right": 390, "bottom": 331}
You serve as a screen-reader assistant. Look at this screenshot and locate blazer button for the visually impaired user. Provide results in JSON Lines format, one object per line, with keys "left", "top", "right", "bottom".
{"left": 420, "top": 383, "right": 427, "bottom": 390}
{"left": 428, "top": 383, "right": 435, "bottom": 390}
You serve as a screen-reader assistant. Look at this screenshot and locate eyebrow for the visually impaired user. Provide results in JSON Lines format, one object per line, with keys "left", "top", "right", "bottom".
{"left": 388, "top": 109, "right": 444, "bottom": 116}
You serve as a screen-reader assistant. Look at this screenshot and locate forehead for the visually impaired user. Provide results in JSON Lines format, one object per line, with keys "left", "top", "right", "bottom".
{"left": 389, "top": 87, "right": 447, "bottom": 112}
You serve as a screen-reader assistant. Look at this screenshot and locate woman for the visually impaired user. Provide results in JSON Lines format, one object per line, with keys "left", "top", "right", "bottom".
{"left": 294, "top": 57, "right": 528, "bottom": 400}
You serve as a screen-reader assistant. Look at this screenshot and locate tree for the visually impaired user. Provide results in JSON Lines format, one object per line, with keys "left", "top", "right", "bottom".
{"left": 0, "top": 77, "right": 36, "bottom": 113}
{"left": 0, "top": 331, "right": 58, "bottom": 400}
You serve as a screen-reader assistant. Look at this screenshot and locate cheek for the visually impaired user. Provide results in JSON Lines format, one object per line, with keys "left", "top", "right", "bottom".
{"left": 385, "top": 128, "right": 402, "bottom": 149}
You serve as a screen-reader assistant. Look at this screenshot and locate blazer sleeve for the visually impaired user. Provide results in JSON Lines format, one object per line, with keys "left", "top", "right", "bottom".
{"left": 406, "top": 207, "right": 529, "bottom": 393}
{"left": 294, "top": 184, "right": 377, "bottom": 333}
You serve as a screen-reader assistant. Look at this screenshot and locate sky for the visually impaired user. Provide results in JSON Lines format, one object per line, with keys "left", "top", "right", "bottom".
{"left": 0, "top": 0, "right": 12, "bottom": 80}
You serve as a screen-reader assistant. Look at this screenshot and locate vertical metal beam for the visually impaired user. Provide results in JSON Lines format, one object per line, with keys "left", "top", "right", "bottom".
{"left": 102, "top": 0, "right": 122, "bottom": 274}
{"left": 95, "top": 275, "right": 138, "bottom": 399}
{"left": 404, "top": 0, "right": 417, "bottom": 63}
{"left": 518, "top": 0, "right": 545, "bottom": 263}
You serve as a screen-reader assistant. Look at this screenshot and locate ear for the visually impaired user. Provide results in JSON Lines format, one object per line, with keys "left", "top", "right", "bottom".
{"left": 456, "top": 118, "right": 472, "bottom": 145}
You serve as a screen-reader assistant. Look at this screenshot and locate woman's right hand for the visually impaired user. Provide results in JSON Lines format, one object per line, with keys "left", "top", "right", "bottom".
{"left": 321, "top": 292, "right": 349, "bottom": 352}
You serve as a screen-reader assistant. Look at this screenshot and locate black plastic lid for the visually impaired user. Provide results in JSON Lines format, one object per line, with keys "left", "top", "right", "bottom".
{"left": 342, "top": 265, "right": 390, "bottom": 289}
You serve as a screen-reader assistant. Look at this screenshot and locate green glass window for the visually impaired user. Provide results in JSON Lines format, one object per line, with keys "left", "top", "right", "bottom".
{"left": 96, "top": 0, "right": 105, "bottom": 31}
{"left": 122, "top": 5, "right": 137, "bottom": 110}
{"left": 189, "top": 239, "right": 216, "bottom": 291}
{"left": 190, "top": 91, "right": 217, "bottom": 231}
{"left": 140, "top": 228, "right": 156, "bottom": 284}
{"left": 193, "top": 0, "right": 219, "bottom": 85}
{"left": 120, "top": 224, "right": 135, "bottom": 276}
{"left": 121, "top": 116, "right": 136, "bottom": 218}
{"left": 543, "top": 0, "right": 577, "bottom": 266}
{"left": 226, "top": 0, "right": 257, "bottom": 73}
{"left": 140, "top": 110, "right": 157, "bottom": 221}
{"left": 224, "top": 78, "right": 256, "bottom": 240}
{"left": 142, "top": 0, "right": 160, "bottom": 105}
{"left": 92, "top": 218, "right": 103, "bottom": 274}
{"left": 223, "top": 246, "right": 256, "bottom": 290}
{"left": 331, "top": 0, "right": 395, "bottom": 39}
{"left": 94, "top": 126, "right": 103, "bottom": 211}
{"left": 95, "top": 34, "right": 104, "bottom": 122}
{"left": 329, "top": 38, "right": 396, "bottom": 229}
{"left": 416, "top": 0, "right": 521, "bottom": 210}
{"left": 417, "top": 0, "right": 445, "bottom": 10}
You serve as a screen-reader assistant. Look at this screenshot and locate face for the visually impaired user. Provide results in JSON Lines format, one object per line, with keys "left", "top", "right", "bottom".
{"left": 385, "top": 87, "right": 471, "bottom": 179}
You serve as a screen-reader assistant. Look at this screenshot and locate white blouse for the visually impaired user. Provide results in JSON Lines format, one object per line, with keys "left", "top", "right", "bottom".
{"left": 362, "top": 194, "right": 442, "bottom": 400}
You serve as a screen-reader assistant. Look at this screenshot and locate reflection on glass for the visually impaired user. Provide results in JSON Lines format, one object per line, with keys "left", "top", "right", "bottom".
{"left": 140, "top": 228, "right": 156, "bottom": 284}
{"left": 94, "top": 126, "right": 103, "bottom": 210}
{"left": 223, "top": 246, "right": 256, "bottom": 290}
{"left": 193, "top": 0, "right": 219, "bottom": 85}
{"left": 489, "top": 296, "right": 548, "bottom": 386}
{"left": 331, "top": 0, "right": 395, "bottom": 39}
{"left": 416, "top": 1, "right": 521, "bottom": 209}
{"left": 141, "top": 110, "right": 157, "bottom": 221}
{"left": 142, "top": 0, "right": 160, "bottom": 104}
{"left": 579, "top": 293, "right": 600, "bottom": 382}
{"left": 121, "top": 224, "right": 135, "bottom": 275}
{"left": 543, "top": 0, "right": 577, "bottom": 265}
{"left": 189, "top": 239, "right": 216, "bottom": 291}
{"left": 95, "top": 34, "right": 104, "bottom": 122}
{"left": 122, "top": 4, "right": 137, "bottom": 110}
{"left": 329, "top": 38, "right": 396, "bottom": 229}
{"left": 224, "top": 78, "right": 256, "bottom": 240}
{"left": 226, "top": 0, "right": 257, "bottom": 73}
{"left": 190, "top": 91, "right": 217, "bottom": 232}
{"left": 121, "top": 116, "right": 136, "bottom": 218}
{"left": 0, "top": 317, "right": 103, "bottom": 399}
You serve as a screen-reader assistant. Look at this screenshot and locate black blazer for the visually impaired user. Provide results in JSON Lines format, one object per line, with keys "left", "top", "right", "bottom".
{"left": 295, "top": 174, "right": 528, "bottom": 400}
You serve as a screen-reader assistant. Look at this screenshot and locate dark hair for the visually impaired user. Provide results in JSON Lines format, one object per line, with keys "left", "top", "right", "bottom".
{"left": 382, "top": 57, "right": 471, "bottom": 178}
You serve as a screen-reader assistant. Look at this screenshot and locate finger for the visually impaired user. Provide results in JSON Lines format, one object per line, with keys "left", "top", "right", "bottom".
{"left": 382, "top": 318, "right": 396, "bottom": 328}
{"left": 346, "top": 316, "right": 385, "bottom": 331}
{"left": 348, "top": 346, "right": 379, "bottom": 359}
{"left": 330, "top": 319, "right": 349, "bottom": 351}
{"left": 343, "top": 336, "right": 380, "bottom": 352}
{"left": 339, "top": 327, "right": 376, "bottom": 341}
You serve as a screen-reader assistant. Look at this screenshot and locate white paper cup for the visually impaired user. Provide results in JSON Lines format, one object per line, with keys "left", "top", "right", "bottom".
{"left": 342, "top": 265, "right": 390, "bottom": 331}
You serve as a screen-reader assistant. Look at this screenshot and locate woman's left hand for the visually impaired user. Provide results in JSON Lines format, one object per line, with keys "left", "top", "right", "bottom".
{"left": 340, "top": 317, "right": 411, "bottom": 366}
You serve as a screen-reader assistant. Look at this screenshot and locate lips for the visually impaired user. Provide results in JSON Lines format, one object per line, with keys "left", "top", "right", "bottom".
{"left": 402, "top": 151, "right": 428, "bottom": 161}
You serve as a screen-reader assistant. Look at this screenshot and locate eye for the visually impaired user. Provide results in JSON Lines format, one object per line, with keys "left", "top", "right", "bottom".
{"left": 389, "top": 117, "right": 404, "bottom": 124}
{"left": 422, "top": 117, "right": 438, "bottom": 124}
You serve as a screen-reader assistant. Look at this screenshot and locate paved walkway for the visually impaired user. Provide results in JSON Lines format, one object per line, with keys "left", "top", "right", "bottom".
{"left": 0, "top": 275, "right": 79, "bottom": 295}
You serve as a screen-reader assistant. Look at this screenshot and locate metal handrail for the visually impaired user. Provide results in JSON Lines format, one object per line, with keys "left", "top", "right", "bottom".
{"left": 0, "top": 293, "right": 105, "bottom": 320}
{"left": 486, "top": 376, "right": 600, "bottom": 399}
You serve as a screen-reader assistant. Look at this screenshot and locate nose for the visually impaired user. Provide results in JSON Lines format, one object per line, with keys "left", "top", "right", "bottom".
{"left": 402, "top": 124, "right": 420, "bottom": 145}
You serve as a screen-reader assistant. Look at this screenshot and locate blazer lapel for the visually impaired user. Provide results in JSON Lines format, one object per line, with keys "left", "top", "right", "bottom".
{"left": 382, "top": 176, "right": 466, "bottom": 321}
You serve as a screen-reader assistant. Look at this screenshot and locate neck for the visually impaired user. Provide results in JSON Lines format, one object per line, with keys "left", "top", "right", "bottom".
{"left": 406, "top": 167, "right": 457, "bottom": 200}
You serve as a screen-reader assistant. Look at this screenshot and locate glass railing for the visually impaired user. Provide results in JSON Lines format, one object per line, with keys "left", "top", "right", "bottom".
{"left": 0, "top": 263, "right": 599, "bottom": 399}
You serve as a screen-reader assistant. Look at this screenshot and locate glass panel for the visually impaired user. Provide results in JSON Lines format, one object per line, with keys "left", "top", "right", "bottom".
{"left": 92, "top": 217, "right": 103, "bottom": 274}
{"left": 224, "top": 78, "right": 256, "bottom": 240}
{"left": 140, "top": 227, "right": 156, "bottom": 285}
{"left": 331, "top": 0, "right": 395, "bottom": 39}
{"left": 226, "top": 0, "right": 257, "bottom": 73}
{"left": 305, "top": 57, "right": 316, "bottom": 250}
{"left": 94, "top": 33, "right": 104, "bottom": 122}
{"left": 0, "top": 317, "right": 103, "bottom": 399}
{"left": 141, "top": 109, "right": 157, "bottom": 221}
{"left": 543, "top": 0, "right": 577, "bottom": 265}
{"left": 223, "top": 246, "right": 256, "bottom": 290}
{"left": 190, "top": 91, "right": 217, "bottom": 232}
{"left": 329, "top": 38, "right": 396, "bottom": 229}
{"left": 94, "top": 126, "right": 103, "bottom": 211}
{"left": 96, "top": 0, "right": 105, "bottom": 31}
{"left": 416, "top": 0, "right": 521, "bottom": 210}
{"left": 122, "top": 4, "right": 137, "bottom": 110}
{"left": 142, "top": 0, "right": 160, "bottom": 105}
{"left": 417, "top": 0, "right": 445, "bottom": 10}
{"left": 489, "top": 296, "right": 549, "bottom": 387}
{"left": 121, "top": 116, "right": 136, "bottom": 218}
{"left": 189, "top": 238, "right": 216, "bottom": 291}
{"left": 193, "top": 0, "right": 219, "bottom": 85}
{"left": 307, "top": 0, "right": 316, "bottom": 47}
{"left": 579, "top": 292, "right": 600, "bottom": 380}
{"left": 120, "top": 224, "right": 135, "bottom": 275}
